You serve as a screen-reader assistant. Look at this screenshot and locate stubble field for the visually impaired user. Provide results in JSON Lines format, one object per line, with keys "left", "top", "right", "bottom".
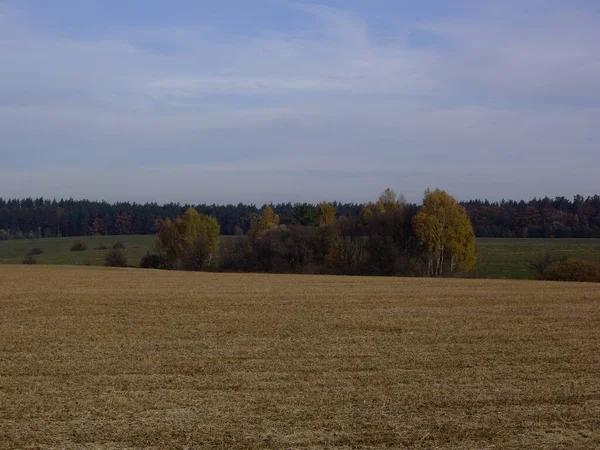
{"left": 1, "top": 266, "right": 599, "bottom": 449}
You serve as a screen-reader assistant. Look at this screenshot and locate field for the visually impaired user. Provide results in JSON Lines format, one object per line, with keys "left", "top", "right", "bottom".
{"left": 1, "top": 266, "right": 599, "bottom": 449}
{"left": 2, "top": 236, "right": 600, "bottom": 279}
{"left": 475, "top": 238, "right": 600, "bottom": 279}
{"left": 0, "top": 235, "right": 155, "bottom": 267}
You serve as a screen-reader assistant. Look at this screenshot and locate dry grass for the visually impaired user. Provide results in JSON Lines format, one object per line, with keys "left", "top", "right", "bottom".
{"left": 1, "top": 266, "right": 599, "bottom": 449}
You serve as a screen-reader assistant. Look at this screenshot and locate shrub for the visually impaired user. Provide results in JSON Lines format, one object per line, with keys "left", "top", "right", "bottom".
{"left": 113, "top": 242, "right": 125, "bottom": 250}
{"left": 139, "top": 251, "right": 172, "bottom": 270}
{"left": 104, "top": 249, "right": 127, "bottom": 267}
{"left": 70, "top": 240, "right": 87, "bottom": 251}
{"left": 94, "top": 244, "right": 109, "bottom": 250}
{"left": 22, "top": 255, "right": 37, "bottom": 265}
{"left": 27, "top": 247, "right": 44, "bottom": 256}
{"left": 529, "top": 250, "right": 569, "bottom": 278}
{"left": 542, "top": 259, "right": 600, "bottom": 283}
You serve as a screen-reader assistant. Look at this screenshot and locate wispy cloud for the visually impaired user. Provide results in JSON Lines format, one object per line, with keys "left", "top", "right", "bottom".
{"left": 0, "top": 0, "right": 599, "bottom": 202}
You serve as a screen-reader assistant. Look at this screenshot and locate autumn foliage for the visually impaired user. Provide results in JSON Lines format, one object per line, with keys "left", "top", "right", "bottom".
{"left": 248, "top": 206, "right": 280, "bottom": 238}
{"left": 413, "top": 189, "right": 476, "bottom": 275}
{"left": 145, "top": 189, "right": 478, "bottom": 277}
{"left": 156, "top": 208, "right": 220, "bottom": 270}
{"left": 316, "top": 201, "right": 337, "bottom": 226}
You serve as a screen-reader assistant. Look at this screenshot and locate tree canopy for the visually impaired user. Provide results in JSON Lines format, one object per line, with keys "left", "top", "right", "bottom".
{"left": 249, "top": 206, "right": 280, "bottom": 238}
{"left": 1, "top": 194, "right": 599, "bottom": 240}
{"left": 156, "top": 208, "right": 220, "bottom": 269}
{"left": 413, "top": 189, "right": 476, "bottom": 276}
{"left": 316, "top": 201, "right": 337, "bottom": 226}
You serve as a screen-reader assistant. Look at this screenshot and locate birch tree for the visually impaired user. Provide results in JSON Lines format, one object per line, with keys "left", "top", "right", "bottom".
{"left": 412, "top": 189, "right": 476, "bottom": 276}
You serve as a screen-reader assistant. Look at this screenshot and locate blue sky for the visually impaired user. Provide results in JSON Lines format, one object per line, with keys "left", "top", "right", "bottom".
{"left": 1, "top": 0, "right": 599, "bottom": 203}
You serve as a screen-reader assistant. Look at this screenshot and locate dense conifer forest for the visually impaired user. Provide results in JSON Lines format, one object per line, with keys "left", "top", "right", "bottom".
{"left": 1, "top": 194, "right": 599, "bottom": 240}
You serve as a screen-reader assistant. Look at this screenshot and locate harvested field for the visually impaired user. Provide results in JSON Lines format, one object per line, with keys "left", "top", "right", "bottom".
{"left": 1, "top": 266, "right": 599, "bottom": 449}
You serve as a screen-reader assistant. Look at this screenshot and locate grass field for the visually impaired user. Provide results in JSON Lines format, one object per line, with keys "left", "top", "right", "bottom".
{"left": 1, "top": 235, "right": 600, "bottom": 279}
{"left": 0, "top": 235, "right": 155, "bottom": 266}
{"left": 1, "top": 266, "right": 599, "bottom": 449}
{"left": 475, "top": 238, "right": 600, "bottom": 279}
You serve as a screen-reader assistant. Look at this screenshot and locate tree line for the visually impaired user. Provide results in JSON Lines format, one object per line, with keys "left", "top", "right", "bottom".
{"left": 1, "top": 194, "right": 600, "bottom": 240}
{"left": 139, "top": 189, "right": 476, "bottom": 277}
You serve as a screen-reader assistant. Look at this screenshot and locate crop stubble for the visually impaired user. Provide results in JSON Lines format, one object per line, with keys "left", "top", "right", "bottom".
{"left": 1, "top": 266, "right": 599, "bottom": 449}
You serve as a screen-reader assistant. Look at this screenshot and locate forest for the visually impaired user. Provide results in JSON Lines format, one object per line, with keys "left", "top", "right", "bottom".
{"left": 1, "top": 194, "right": 600, "bottom": 240}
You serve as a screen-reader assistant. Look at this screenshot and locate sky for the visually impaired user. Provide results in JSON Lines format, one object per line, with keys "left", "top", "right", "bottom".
{"left": 1, "top": 0, "right": 599, "bottom": 204}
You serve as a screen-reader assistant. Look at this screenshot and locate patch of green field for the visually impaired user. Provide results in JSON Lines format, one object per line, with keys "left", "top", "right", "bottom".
{"left": 475, "top": 238, "right": 600, "bottom": 279}
{"left": 0, "top": 235, "right": 156, "bottom": 266}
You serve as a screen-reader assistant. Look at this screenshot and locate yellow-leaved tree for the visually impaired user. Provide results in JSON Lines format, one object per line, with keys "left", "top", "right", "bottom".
{"left": 249, "top": 206, "right": 280, "bottom": 238}
{"left": 316, "top": 201, "right": 337, "bottom": 226}
{"left": 360, "top": 188, "right": 403, "bottom": 221}
{"left": 157, "top": 208, "right": 220, "bottom": 270}
{"left": 412, "top": 189, "right": 476, "bottom": 276}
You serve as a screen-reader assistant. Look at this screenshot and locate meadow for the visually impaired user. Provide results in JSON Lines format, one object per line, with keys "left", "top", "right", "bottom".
{"left": 475, "top": 238, "right": 600, "bottom": 279}
{"left": 0, "top": 235, "right": 154, "bottom": 267}
{"left": 2, "top": 235, "right": 600, "bottom": 279}
{"left": 1, "top": 266, "right": 599, "bottom": 449}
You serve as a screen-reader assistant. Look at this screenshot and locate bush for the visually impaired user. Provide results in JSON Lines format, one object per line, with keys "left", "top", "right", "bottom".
{"left": 22, "top": 255, "right": 37, "bottom": 265}
{"left": 27, "top": 247, "right": 44, "bottom": 256}
{"left": 113, "top": 242, "right": 125, "bottom": 250}
{"left": 542, "top": 259, "right": 600, "bottom": 283}
{"left": 70, "top": 240, "right": 87, "bottom": 251}
{"left": 139, "top": 251, "right": 172, "bottom": 270}
{"left": 94, "top": 244, "right": 109, "bottom": 250}
{"left": 529, "top": 250, "right": 569, "bottom": 278}
{"left": 104, "top": 249, "right": 127, "bottom": 267}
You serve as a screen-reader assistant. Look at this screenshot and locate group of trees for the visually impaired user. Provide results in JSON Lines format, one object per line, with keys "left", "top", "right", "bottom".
{"left": 1, "top": 194, "right": 600, "bottom": 241}
{"left": 463, "top": 195, "right": 600, "bottom": 238}
{"left": 143, "top": 189, "right": 477, "bottom": 277}
{"left": 0, "top": 198, "right": 362, "bottom": 240}
{"left": 152, "top": 208, "right": 220, "bottom": 270}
